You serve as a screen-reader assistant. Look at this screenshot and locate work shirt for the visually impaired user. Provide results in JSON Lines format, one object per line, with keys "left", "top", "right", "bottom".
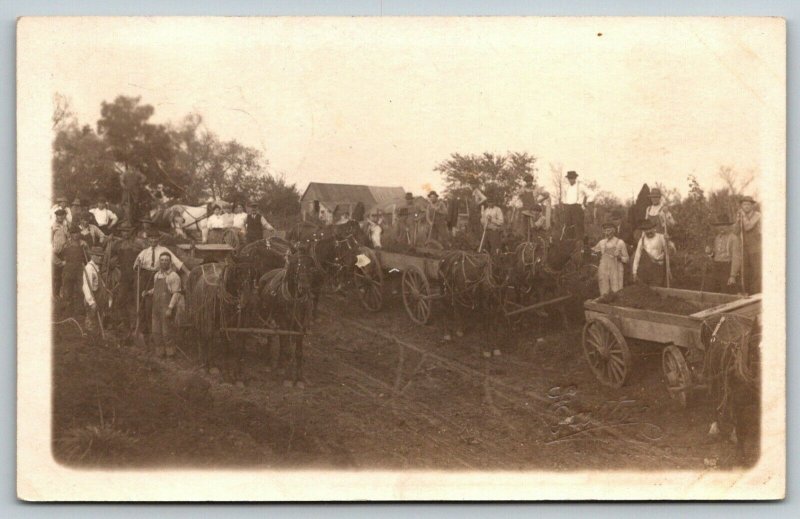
{"left": 510, "top": 185, "right": 550, "bottom": 209}
{"left": 480, "top": 206, "right": 505, "bottom": 230}
{"left": 633, "top": 233, "right": 670, "bottom": 277}
{"left": 645, "top": 203, "right": 675, "bottom": 232}
{"left": 563, "top": 181, "right": 592, "bottom": 205}
{"left": 50, "top": 205, "right": 72, "bottom": 226}
{"left": 153, "top": 269, "right": 183, "bottom": 309}
{"left": 82, "top": 261, "right": 101, "bottom": 306}
{"left": 207, "top": 214, "right": 226, "bottom": 230}
{"left": 90, "top": 207, "right": 118, "bottom": 228}
{"left": 133, "top": 245, "right": 185, "bottom": 272}
{"left": 79, "top": 224, "right": 107, "bottom": 246}
{"left": 426, "top": 200, "right": 448, "bottom": 223}
{"left": 711, "top": 232, "right": 742, "bottom": 277}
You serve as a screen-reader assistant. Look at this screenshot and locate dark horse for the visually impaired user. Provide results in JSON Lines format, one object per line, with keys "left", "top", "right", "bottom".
{"left": 287, "top": 220, "right": 366, "bottom": 315}
{"left": 185, "top": 237, "right": 294, "bottom": 382}
{"left": 439, "top": 250, "right": 514, "bottom": 357}
{"left": 257, "top": 251, "right": 316, "bottom": 388}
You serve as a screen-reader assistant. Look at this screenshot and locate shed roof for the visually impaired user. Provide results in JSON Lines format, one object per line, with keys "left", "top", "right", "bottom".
{"left": 301, "top": 182, "right": 405, "bottom": 207}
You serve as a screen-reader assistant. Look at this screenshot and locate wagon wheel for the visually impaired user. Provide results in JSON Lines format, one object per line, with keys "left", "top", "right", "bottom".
{"left": 402, "top": 265, "right": 432, "bottom": 324}
{"left": 582, "top": 317, "right": 631, "bottom": 388}
{"left": 424, "top": 239, "right": 444, "bottom": 250}
{"left": 354, "top": 248, "right": 383, "bottom": 312}
{"left": 662, "top": 344, "right": 691, "bottom": 407}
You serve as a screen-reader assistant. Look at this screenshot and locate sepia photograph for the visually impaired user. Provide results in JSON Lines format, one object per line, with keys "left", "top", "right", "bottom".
{"left": 17, "top": 16, "right": 785, "bottom": 500}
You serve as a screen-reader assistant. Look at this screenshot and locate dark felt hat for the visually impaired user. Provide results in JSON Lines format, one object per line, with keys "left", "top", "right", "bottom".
{"left": 602, "top": 221, "right": 617, "bottom": 230}
{"left": 649, "top": 188, "right": 662, "bottom": 198}
{"left": 427, "top": 191, "right": 438, "bottom": 198}
{"left": 740, "top": 196, "right": 756, "bottom": 204}
{"left": 566, "top": 171, "right": 578, "bottom": 179}
{"left": 56, "top": 196, "right": 68, "bottom": 203}
{"left": 523, "top": 173, "right": 534, "bottom": 182}
{"left": 405, "top": 192, "right": 414, "bottom": 200}
{"left": 54, "top": 208, "right": 66, "bottom": 216}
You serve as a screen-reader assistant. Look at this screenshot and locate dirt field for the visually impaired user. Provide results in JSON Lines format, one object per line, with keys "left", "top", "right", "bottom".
{"left": 52, "top": 285, "right": 755, "bottom": 471}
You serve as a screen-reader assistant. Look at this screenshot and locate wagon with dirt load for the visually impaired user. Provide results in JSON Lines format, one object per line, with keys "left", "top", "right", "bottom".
{"left": 582, "top": 286, "right": 761, "bottom": 405}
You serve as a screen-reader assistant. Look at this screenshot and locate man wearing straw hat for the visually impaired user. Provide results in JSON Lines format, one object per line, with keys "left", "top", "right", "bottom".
{"left": 705, "top": 214, "right": 742, "bottom": 294}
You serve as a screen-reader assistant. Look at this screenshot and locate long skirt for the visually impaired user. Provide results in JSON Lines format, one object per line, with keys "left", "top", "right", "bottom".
{"left": 207, "top": 228, "right": 226, "bottom": 244}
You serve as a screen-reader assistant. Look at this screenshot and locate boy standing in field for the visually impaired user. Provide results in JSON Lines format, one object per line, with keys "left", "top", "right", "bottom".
{"left": 592, "top": 222, "right": 629, "bottom": 295}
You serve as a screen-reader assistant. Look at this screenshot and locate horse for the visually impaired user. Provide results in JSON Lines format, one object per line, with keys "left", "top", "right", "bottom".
{"left": 703, "top": 315, "right": 761, "bottom": 466}
{"left": 438, "top": 250, "right": 514, "bottom": 357}
{"left": 288, "top": 220, "right": 366, "bottom": 315}
{"left": 185, "top": 256, "right": 261, "bottom": 384}
{"left": 149, "top": 202, "right": 234, "bottom": 243}
{"left": 256, "top": 252, "right": 316, "bottom": 388}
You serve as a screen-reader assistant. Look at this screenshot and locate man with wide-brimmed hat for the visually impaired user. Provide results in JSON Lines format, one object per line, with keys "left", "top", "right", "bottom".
{"left": 644, "top": 187, "right": 675, "bottom": 235}
{"left": 425, "top": 190, "right": 451, "bottom": 247}
{"left": 394, "top": 192, "right": 418, "bottom": 245}
{"left": 735, "top": 195, "right": 761, "bottom": 293}
{"left": 592, "top": 221, "right": 629, "bottom": 295}
{"left": 632, "top": 220, "right": 673, "bottom": 287}
{"left": 705, "top": 214, "right": 742, "bottom": 294}
{"left": 562, "top": 170, "right": 591, "bottom": 241}
{"left": 82, "top": 246, "right": 109, "bottom": 334}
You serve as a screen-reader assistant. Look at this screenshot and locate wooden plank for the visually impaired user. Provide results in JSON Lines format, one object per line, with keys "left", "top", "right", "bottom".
{"left": 652, "top": 287, "right": 737, "bottom": 305}
{"left": 505, "top": 294, "right": 572, "bottom": 317}
{"left": 222, "top": 328, "right": 305, "bottom": 337}
{"left": 690, "top": 295, "right": 762, "bottom": 319}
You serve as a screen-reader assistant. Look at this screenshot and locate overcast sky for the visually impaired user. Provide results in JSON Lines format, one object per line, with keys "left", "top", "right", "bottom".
{"left": 49, "top": 17, "right": 782, "bottom": 200}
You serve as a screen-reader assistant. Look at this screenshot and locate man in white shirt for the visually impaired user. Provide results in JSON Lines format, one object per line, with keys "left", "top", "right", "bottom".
{"left": 632, "top": 220, "right": 674, "bottom": 287}
{"left": 50, "top": 196, "right": 72, "bottom": 226}
{"left": 90, "top": 197, "right": 118, "bottom": 234}
{"left": 480, "top": 198, "right": 505, "bottom": 254}
{"left": 562, "top": 170, "right": 590, "bottom": 241}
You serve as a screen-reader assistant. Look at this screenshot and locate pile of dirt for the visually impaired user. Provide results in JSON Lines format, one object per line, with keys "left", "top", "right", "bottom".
{"left": 599, "top": 284, "right": 707, "bottom": 315}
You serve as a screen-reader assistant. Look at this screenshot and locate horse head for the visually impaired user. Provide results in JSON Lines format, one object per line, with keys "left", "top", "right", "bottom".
{"left": 286, "top": 252, "right": 316, "bottom": 298}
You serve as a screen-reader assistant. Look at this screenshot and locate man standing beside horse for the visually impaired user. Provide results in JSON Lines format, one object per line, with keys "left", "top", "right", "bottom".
{"left": 141, "top": 252, "right": 185, "bottom": 358}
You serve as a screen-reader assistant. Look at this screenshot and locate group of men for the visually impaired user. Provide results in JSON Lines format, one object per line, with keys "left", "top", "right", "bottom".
{"left": 52, "top": 194, "right": 276, "bottom": 358}
{"left": 592, "top": 191, "right": 761, "bottom": 297}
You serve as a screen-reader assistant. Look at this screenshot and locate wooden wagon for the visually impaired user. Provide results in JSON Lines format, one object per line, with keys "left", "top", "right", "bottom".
{"left": 177, "top": 243, "right": 236, "bottom": 264}
{"left": 353, "top": 246, "right": 448, "bottom": 324}
{"left": 353, "top": 246, "right": 575, "bottom": 326}
{"left": 582, "top": 287, "right": 761, "bottom": 404}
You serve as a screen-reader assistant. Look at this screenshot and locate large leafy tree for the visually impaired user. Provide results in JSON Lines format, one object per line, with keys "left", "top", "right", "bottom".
{"left": 435, "top": 151, "right": 538, "bottom": 205}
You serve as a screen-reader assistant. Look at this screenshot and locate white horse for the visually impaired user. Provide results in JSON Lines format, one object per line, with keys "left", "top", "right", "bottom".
{"left": 150, "top": 201, "right": 233, "bottom": 243}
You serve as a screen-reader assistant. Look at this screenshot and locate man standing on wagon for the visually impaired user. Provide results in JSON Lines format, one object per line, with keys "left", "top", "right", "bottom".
{"left": 644, "top": 188, "right": 675, "bottom": 235}
{"left": 426, "top": 191, "right": 451, "bottom": 248}
{"left": 141, "top": 252, "right": 185, "bottom": 358}
{"left": 90, "top": 197, "right": 118, "bottom": 235}
{"left": 562, "top": 170, "right": 590, "bottom": 242}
